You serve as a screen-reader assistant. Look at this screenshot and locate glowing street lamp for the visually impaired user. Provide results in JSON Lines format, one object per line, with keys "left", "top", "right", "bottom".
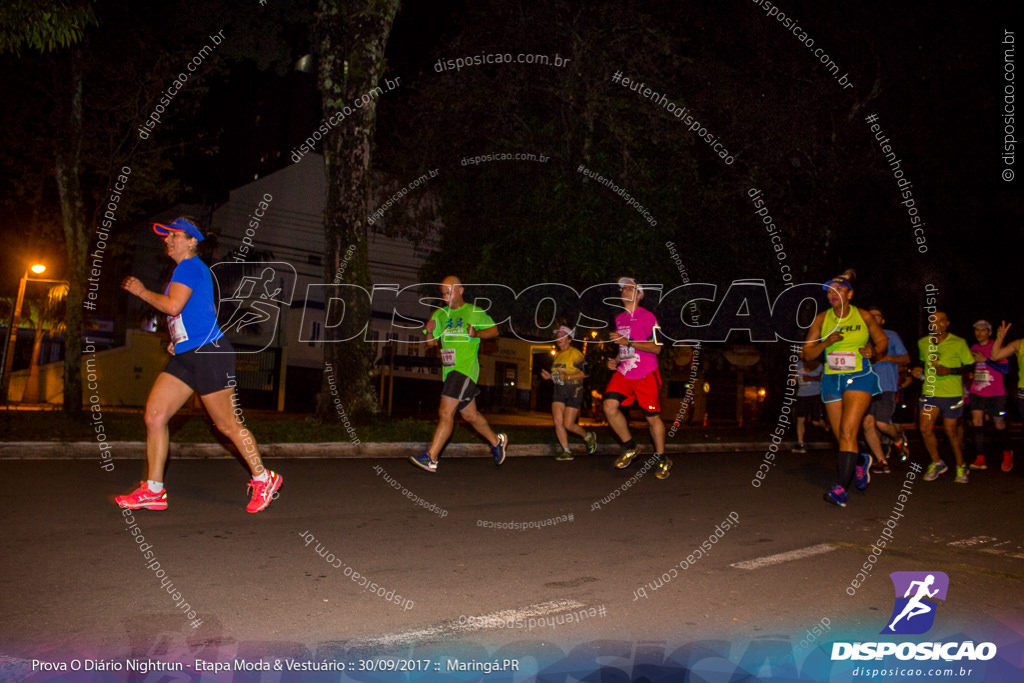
{"left": 583, "top": 329, "right": 598, "bottom": 355}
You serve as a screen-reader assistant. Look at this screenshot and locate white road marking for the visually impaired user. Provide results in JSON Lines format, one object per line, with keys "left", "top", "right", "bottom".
{"left": 730, "top": 543, "right": 837, "bottom": 570}
{"left": 949, "top": 535, "right": 999, "bottom": 548}
{"left": 348, "top": 598, "right": 586, "bottom": 649}
{"left": 953, "top": 537, "right": 1024, "bottom": 559}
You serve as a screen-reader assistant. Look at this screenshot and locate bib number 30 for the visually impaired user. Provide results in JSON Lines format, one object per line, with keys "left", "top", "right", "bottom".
{"left": 827, "top": 351, "right": 857, "bottom": 372}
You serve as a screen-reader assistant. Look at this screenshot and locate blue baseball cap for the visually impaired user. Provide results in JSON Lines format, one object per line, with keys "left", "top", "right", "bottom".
{"left": 153, "top": 217, "right": 204, "bottom": 242}
{"left": 822, "top": 276, "right": 852, "bottom": 292}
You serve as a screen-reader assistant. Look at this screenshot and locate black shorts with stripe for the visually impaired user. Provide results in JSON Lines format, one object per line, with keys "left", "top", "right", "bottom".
{"left": 441, "top": 370, "right": 480, "bottom": 412}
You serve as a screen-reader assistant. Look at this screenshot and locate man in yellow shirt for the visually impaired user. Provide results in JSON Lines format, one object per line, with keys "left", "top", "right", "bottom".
{"left": 912, "top": 311, "right": 974, "bottom": 483}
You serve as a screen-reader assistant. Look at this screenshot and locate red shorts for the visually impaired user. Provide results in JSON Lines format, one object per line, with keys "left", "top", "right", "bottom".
{"left": 604, "top": 369, "right": 661, "bottom": 415}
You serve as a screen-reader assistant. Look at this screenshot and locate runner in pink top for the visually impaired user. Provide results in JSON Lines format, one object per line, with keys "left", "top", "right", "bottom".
{"left": 967, "top": 320, "right": 1010, "bottom": 471}
{"left": 602, "top": 277, "right": 671, "bottom": 479}
{"left": 613, "top": 304, "right": 660, "bottom": 379}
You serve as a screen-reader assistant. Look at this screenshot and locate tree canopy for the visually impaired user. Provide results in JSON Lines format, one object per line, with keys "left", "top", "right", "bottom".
{"left": 0, "top": 0, "right": 96, "bottom": 55}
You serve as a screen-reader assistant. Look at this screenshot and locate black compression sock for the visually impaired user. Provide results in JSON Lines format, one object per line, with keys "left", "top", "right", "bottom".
{"left": 837, "top": 450, "right": 858, "bottom": 489}
{"left": 972, "top": 426, "right": 985, "bottom": 457}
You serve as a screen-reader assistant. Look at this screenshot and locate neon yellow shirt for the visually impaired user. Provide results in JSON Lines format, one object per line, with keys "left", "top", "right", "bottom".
{"left": 823, "top": 306, "right": 869, "bottom": 374}
{"left": 917, "top": 333, "right": 973, "bottom": 398}
{"left": 551, "top": 347, "right": 585, "bottom": 386}
{"left": 1018, "top": 343, "right": 1024, "bottom": 391}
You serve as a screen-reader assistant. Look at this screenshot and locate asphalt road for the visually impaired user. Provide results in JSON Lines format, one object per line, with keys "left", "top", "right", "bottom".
{"left": 2, "top": 449, "right": 1022, "bottom": 681}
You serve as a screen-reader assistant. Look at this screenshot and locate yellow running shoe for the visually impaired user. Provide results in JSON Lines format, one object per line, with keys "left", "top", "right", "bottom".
{"left": 614, "top": 447, "right": 638, "bottom": 469}
{"left": 655, "top": 456, "right": 672, "bottom": 480}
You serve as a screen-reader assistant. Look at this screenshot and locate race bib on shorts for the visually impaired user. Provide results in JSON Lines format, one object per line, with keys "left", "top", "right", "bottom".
{"left": 167, "top": 314, "right": 188, "bottom": 345}
{"left": 826, "top": 351, "right": 857, "bottom": 372}
{"left": 441, "top": 348, "right": 456, "bottom": 367}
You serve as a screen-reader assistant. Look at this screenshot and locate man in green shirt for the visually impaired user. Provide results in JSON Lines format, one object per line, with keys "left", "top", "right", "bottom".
{"left": 912, "top": 311, "right": 974, "bottom": 483}
{"left": 409, "top": 276, "right": 508, "bottom": 473}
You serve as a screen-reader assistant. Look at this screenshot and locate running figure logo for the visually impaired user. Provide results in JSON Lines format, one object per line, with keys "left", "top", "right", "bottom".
{"left": 881, "top": 571, "right": 949, "bottom": 635}
{"left": 205, "top": 262, "right": 296, "bottom": 353}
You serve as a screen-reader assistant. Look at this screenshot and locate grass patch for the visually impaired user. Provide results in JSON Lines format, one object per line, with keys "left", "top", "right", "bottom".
{"left": 1, "top": 409, "right": 561, "bottom": 445}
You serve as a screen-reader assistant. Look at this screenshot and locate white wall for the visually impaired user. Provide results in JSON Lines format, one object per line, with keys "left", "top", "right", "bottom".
{"left": 10, "top": 330, "right": 167, "bottom": 406}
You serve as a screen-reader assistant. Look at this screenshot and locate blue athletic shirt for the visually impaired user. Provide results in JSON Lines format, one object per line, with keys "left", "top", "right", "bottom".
{"left": 873, "top": 329, "right": 908, "bottom": 393}
{"left": 166, "top": 256, "right": 223, "bottom": 353}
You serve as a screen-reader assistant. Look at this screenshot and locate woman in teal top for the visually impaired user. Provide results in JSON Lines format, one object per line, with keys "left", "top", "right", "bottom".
{"left": 803, "top": 270, "right": 888, "bottom": 508}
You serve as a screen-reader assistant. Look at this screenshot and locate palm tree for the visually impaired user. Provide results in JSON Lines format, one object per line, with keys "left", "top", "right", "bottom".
{"left": 21, "top": 282, "right": 69, "bottom": 404}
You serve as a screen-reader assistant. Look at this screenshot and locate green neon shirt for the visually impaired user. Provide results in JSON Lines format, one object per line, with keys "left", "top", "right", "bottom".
{"left": 431, "top": 303, "right": 496, "bottom": 382}
{"left": 917, "top": 333, "right": 973, "bottom": 398}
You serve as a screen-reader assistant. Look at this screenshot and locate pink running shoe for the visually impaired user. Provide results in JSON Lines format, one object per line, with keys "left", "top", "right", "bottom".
{"left": 246, "top": 471, "right": 283, "bottom": 513}
{"left": 116, "top": 482, "right": 168, "bottom": 510}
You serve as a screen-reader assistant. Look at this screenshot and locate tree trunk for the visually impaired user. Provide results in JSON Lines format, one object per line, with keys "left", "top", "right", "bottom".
{"left": 315, "top": 0, "right": 399, "bottom": 421}
{"left": 53, "top": 46, "right": 86, "bottom": 415}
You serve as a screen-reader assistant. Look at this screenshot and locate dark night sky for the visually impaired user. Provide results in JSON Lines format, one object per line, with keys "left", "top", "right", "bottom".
{"left": 1, "top": 1, "right": 1020, "bottom": 348}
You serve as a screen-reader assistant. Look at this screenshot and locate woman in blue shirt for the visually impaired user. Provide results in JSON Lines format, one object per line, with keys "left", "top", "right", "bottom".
{"left": 115, "top": 217, "right": 282, "bottom": 513}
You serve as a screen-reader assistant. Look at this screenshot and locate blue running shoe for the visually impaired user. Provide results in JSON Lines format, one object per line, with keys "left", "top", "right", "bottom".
{"left": 409, "top": 452, "right": 438, "bottom": 473}
{"left": 824, "top": 484, "right": 848, "bottom": 507}
{"left": 855, "top": 452, "right": 872, "bottom": 490}
{"left": 492, "top": 433, "right": 508, "bottom": 465}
